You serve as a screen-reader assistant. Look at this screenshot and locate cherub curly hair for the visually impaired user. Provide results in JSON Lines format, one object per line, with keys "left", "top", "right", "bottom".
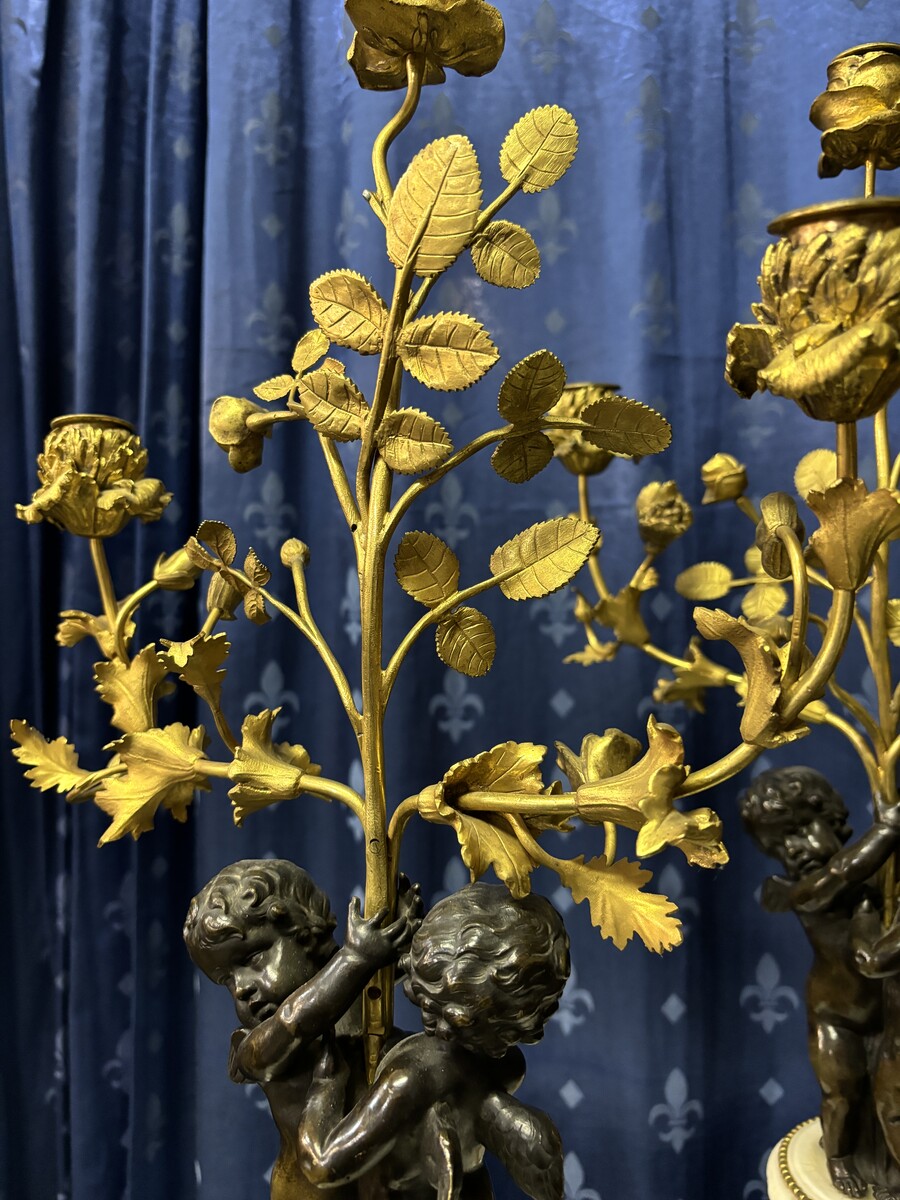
{"left": 401, "top": 882, "right": 570, "bottom": 1049}
{"left": 184, "top": 859, "right": 337, "bottom": 967}
{"left": 740, "top": 766, "right": 851, "bottom": 843}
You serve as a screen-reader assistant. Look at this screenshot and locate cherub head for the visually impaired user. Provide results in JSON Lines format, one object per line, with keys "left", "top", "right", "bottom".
{"left": 184, "top": 859, "right": 337, "bottom": 1028}
{"left": 401, "top": 882, "right": 570, "bottom": 1058}
{"left": 740, "top": 766, "right": 851, "bottom": 879}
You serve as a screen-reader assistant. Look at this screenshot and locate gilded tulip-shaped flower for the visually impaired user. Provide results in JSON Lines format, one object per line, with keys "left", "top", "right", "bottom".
{"left": 701, "top": 453, "right": 747, "bottom": 504}
{"left": 810, "top": 44, "right": 900, "bottom": 178}
{"left": 209, "top": 395, "right": 270, "bottom": 473}
{"left": 636, "top": 481, "right": 692, "bottom": 554}
{"left": 16, "top": 415, "right": 171, "bottom": 539}
{"left": 547, "top": 383, "right": 619, "bottom": 476}
{"left": 345, "top": 0, "right": 504, "bottom": 91}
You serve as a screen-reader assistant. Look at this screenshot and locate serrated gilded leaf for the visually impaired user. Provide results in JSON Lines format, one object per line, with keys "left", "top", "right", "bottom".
{"left": 309, "top": 270, "right": 388, "bottom": 355}
{"left": 253, "top": 375, "right": 294, "bottom": 402}
{"left": 674, "top": 562, "right": 734, "bottom": 601}
{"left": 397, "top": 312, "right": 498, "bottom": 391}
{"left": 228, "top": 709, "right": 320, "bottom": 825}
{"left": 442, "top": 741, "right": 547, "bottom": 799}
{"left": 10, "top": 719, "right": 90, "bottom": 793}
{"left": 395, "top": 532, "right": 460, "bottom": 607}
{"left": 94, "top": 646, "right": 170, "bottom": 734}
{"left": 387, "top": 135, "right": 482, "bottom": 277}
{"left": 490, "top": 517, "right": 600, "bottom": 601}
{"left": 741, "top": 582, "right": 788, "bottom": 623}
{"left": 498, "top": 350, "right": 566, "bottom": 422}
{"left": 292, "top": 328, "right": 330, "bottom": 374}
{"left": 435, "top": 607, "right": 496, "bottom": 677}
{"left": 556, "top": 854, "right": 682, "bottom": 953}
{"left": 295, "top": 366, "right": 368, "bottom": 442}
{"left": 491, "top": 431, "right": 553, "bottom": 483}
{"left": 453, "top": 814, "right": 535, "bottom": 897}
{"left": 161, "top": 633, "right": 230, "bottom": 712}
{"left": 191, "top": 520, "right": 237, "bottom": 567}
{"left": 244, "top": 548, "right": 271, "bottom": 588}
{"left": 794, "top": 448, "right": 837, "bottom": 499}
{"left": 499, "top": 106, "right": 579, "bottom": 193}
{"left": 376, "top": 408, "right": 453, "bottom": 474}
{"left": 470, "top": 220, "right": 541, "bottom": 289}
{"left": 56, "top": 610, "right": 135, "bottom": 659}
{"left": 807, "top": 479, "right": 900, "bottom": 590}
{"left": 579, "top": 396, "right": 672, "bottom": 456}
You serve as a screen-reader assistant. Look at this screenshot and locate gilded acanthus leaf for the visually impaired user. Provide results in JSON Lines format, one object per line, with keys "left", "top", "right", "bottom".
{"left": 94, "top": 646, "right": 171, "bottom": 734}
{"left": 579, "top": 395, "right": 672, "bottom": 457}
{"left": 490, "top": 431, "right": 554, "bottom": 483}
{"left": 595, "top": 586, "right": 649, "bottom": 647}
{"left": 556, "top": 855, "right": 682, "bottom": 953}
{"left": 653, "top": 637, "right": 732, "bottom": 713}
{"left": 161, "top": 633, "right": 230, "bottom": 712}
{"left": 376, "top": 408, "right": 453, "bottom": 474}
{"left": 94, "top": 723, "right": 210, "bottom": 845}
{"left": 56, "top": 610, "right": 135, "bottom": 659}
{"left": 395, "top": 532, "right": 460, "bottom": 607}
{"left": 10, "top": 719, "right": 90, "bottom": 793}
{"left": 397, "top": 312, "right": 498, "bottom": 391}
{"left": 489, "top": 517, "right": 600, "bottom": 601}
{"left": 435, "top": 607, "right": 496, "bottom": 677}
{"left": 807, "top": 479, "right": 900, "bottom": 591}
{"left": 498, "top": 350, "right": 566, "bottom": 423}
{"left": 470, "top": 220, "right": 541, "bottom": 289}
{"left": 741, "top": 582, "right": 788, "bottom": 623}
{"left": 888, "top": 599, "right": 900, "bottom": 647}
{"left": 387, "top": 135, "right": 482, "bottom": 277}
{"left": 253, "top": 375, "right": 294, "bottom": 402}
{"left": 441, "top": 741, "right": 547, "bottom": 800}
{"left": 228, "top": 709, "right": 321, "bottom": 825}
{"left": 292, "top": 328, "right": 330, "bottom": 374}
{"left": 674, "top": 562, "right": 734, "bottom": 602}
{"left": 794, "top": 448, "right": 837, "bottom": 500}
{"left": 499, "top": 105, "right": 578, "bottom": 193}
{"left": 293, "top": 365, "right": 368, "bottom": 441}
{"left": 309, "top": 270, "right": 388, "bottom": 355}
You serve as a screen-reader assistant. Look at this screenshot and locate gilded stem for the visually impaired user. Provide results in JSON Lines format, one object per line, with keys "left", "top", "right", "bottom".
{"left": 89, "top": 539, "right": 123, "bottom": 659}
{"left": 578, "top": 474, "right": 610, "bottom": 600}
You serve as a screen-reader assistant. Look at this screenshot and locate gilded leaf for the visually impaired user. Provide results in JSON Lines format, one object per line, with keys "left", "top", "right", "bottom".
{"left": 794, "top": 448, "right": 837, "bottom": 500}
{"left": 489, "top": 517, "right": 600, "bottom": 601}
{"left": 395, "top": 532, "right": 460, "bottom": 607}
{"left": 741, "top": 582, "right": 788, "bottom": 623}
{"left": 498, "top": 350, "right": 566, "bottom": 422}
{"left": 10, "top": 719, "right": 90, "bottom": 793}
{"left": 674, "top": 562, "right": 734, "bottom": 601}
{"left": 450, "top": 813, "right": 535, "bottom": 897}
{"left": 376, "top": 408, "right": 453, "bottom": 474}
{"left": 579, "top": 395, "right": 672, "bottom": 456}
{"left": 387, "top": 135, "right": 482, "bottom": 277}
{"left": 253, "top": 375, "right": 294, "bottom": 402}
{"left": 470, "top": 220, "right": 541, "bottom": 289}
{"left": 161, "top": 633, "right": 230, "bottom": 712}
{"left": 292, "top": 328, "right": 330, "bottom": 374}
{"left": 294, "top": 365, "right": 368, "bottom": 442}
{"left": 188, "top": 520, "right": 237, "bottom": 568}
{"left": 397, "top": 312, "right": 498, "bottom": 391}
{"left": 228, "top": 709, "right": 321, "bottom": 825}
{"left": 888, "top": 599, "right": 900, "bottom": 647}
{"left": 94, "top": 724, "right": 210, "bottom": 844}
{"left": 56, "top": 610, "right": 135, "bottom": 659}
{"left": 595, "top": 586, "right": 648, "bottom": 647}
{"left": 499, "top": 106, "right": 579, "bottom": 193}
{"left": 94, "top": 646, "right": 170, "bottom": 734}
{"left": 441, "top": 741, "right": 548, "bottom": 800}
{"left": 309, "top": 270, "right": 388, "bottom": 355}
{"left": 244, "top": 548, "right": 271, "bottom": 588}
{"left": 555, "top": 855, "right": 682, "bottom": 953}
{"left": 807, "top": 479, "right": 900, "bottom": 590}
{"left": 491, "top": 431, "right": 554, "bottom": 483}
{"left": 436, "top": 607, "right": 496, "bottom": 677}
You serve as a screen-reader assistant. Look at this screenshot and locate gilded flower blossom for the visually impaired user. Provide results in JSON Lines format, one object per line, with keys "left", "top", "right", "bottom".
{"left": 701, "top": 453, "right": 747, "bottom": 505}
{"left": 209, "top": 395, "right": 270, "bottom": 473}
{"left": 345, "top": 0, "right": 504, "bottom": 91}
{"left": 547, "top": 383, "right": 618, "bottom": 476}
{"left": 810, "top": 44, "right": 900, "bottom": 177}
{"left": 16, "top": 415, "right": 171, "bottom": 539}
{"left": 636, "top": 481, "right": 692, "bottom": 554}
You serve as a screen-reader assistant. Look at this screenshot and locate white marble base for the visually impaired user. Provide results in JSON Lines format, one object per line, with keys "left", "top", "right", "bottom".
{"left": 766, "top": 1119, "right": 874, "bottom": 1199}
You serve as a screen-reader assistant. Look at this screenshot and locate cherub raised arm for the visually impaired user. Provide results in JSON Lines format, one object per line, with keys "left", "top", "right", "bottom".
{"left": 298, "top": 882, "right": 571, "bottom": 1200}
{"left": 184, "top": 860, "right": 421, "bottom": 1200}
{"left": 741, "top": 767, "right": 900, "bottom": 1198}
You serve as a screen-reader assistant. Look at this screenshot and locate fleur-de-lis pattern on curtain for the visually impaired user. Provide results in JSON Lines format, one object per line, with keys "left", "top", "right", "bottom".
{"left": 2, "top": 1, "right": 899, "bottom": 1198}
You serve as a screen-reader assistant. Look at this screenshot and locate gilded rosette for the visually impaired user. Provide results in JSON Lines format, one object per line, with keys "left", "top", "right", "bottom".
{"left": 16, "top": 415, "right": 171, "bottom": 538}
{"left": 636, "top": 480, "right": 692, "bottom": 554}
{"left": 725, "top": 198, "right": 900, "bottom": 422}
{"left": 547, "top": 382, "right": 619, "bottom": 476}
{"left": 345, "top": 0, "right": 504, "bottom": 91}
{"left": 810, "top": 43, "right": 900, "bottom": 178}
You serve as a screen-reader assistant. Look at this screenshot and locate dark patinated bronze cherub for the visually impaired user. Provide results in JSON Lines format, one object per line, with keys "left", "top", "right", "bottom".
{"left": 298, "top": 882, "right": 571, "bottom": 1200}
{"left": 184, "top": 860, "right": 422, "bottom": 1200}
{"left": 741, "top": 766, "right": 900, "bottom": 1197}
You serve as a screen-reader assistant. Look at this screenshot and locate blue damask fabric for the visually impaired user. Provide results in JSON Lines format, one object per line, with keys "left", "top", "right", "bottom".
{"left": 3, "top": 1, "right": 900, "bottom": 1198}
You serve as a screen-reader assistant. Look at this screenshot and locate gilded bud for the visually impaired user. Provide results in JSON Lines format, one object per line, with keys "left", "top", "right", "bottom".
{"left": 701, "top": 453, "right": 748, "bottom": 505}
{"left": 546, "top": 383, "right": 619, "bottom": 476}
{"left": 755, "top": 492, "right": 805, "bottom": 580}
{"left": 16, "top": 415, "right": 171, "bottom": 539}
{"left": 636, "top": 481, "right": 693, "bottom": 554}
{"left": 209, "top": 396, "right": 270, "bottom": 473}
{"left": 153, "top": 548, "right": 202, "bottom": 591}
{"left": 280, "top": 539, "right": 311, "bottom": 568}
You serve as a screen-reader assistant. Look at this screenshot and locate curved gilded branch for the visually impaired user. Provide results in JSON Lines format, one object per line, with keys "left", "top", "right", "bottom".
{"left": 370, "top": 53, "right": 426, "bottom": 219}
{"left": 822, "top": 711, "right": 880, "bottom": 799}
{"left": 782, "top": 589, "right": 855, "bottom": 724}
{"left": 776, "top": 525, "right": 809, "bottom": 693}
{"left": 197, "top": 759, "right": 365, "bottom": 823}
{"left": 115, "top": 579, "right": 160, "bottom": 660}
{"left": 676, "top": 742, "right": 763, "bottom": 799}
{"left": 577, "top": 474, "right": 609, "bottom": 601}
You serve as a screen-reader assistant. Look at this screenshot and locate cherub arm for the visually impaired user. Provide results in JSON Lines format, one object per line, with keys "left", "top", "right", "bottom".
{"left": 475, "top": 1091, "right": 563, "bottom": 1200}
{"left": 773, "top": 817, "right": 900, "bottom": 914}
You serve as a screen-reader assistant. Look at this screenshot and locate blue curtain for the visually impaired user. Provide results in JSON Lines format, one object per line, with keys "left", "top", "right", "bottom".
{"left": 3, "top": 1, "right": 900, "bottom": 1197}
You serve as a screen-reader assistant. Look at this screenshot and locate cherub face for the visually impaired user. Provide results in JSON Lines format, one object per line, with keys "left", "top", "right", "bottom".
{"left": 416, "top": 994, "right": 538, "bottom": 1058}
{"left": 756, "top": 808, "right": 845, "bottom": 878}
{"left": 198, "top": 925, "right": 318, "bottom": 1028}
